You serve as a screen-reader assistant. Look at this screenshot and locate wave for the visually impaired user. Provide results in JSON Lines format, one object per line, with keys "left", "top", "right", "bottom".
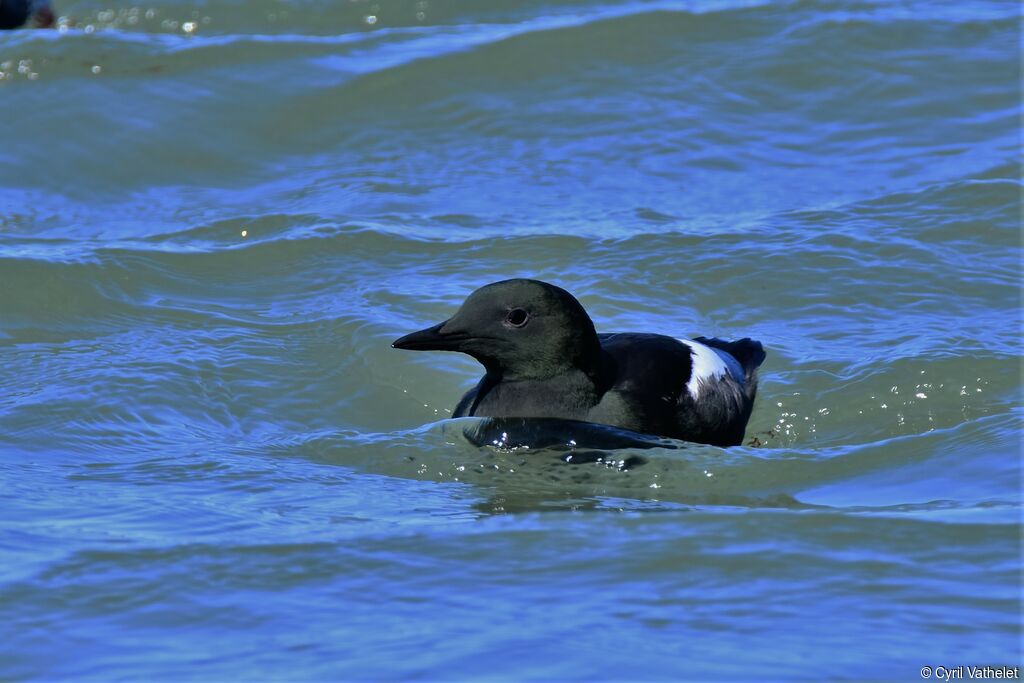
{"left": 256, "top": 411, "right": 1020, "bottom": 516}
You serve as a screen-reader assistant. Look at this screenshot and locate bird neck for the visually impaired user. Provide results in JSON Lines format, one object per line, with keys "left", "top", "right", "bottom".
{"left": 473, "top": 368, "right": 602, "bottom": 420}
{"left": 483, "top": 329, "right": 604, "bottom": 384}
{"left": 569, "top": 327, "right": 604, "bottom": 381}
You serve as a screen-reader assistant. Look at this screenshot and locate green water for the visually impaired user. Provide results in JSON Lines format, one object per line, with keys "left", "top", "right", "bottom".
{"left": 1, "top": 0, "right": 1021, "bottom": 679}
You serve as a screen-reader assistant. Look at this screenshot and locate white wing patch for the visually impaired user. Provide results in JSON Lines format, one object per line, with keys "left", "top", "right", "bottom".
{"left": 678, "top": 338, "right": 744, "bottom": 399}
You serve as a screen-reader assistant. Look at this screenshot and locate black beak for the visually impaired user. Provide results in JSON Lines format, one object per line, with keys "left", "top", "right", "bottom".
{"left": 392, "top": 320, "right": 470, "bottom": 351}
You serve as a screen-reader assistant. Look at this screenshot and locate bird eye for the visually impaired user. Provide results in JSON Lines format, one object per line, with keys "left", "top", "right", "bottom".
{"left": 505, "top": 308, "right": 529, "bottom": 328}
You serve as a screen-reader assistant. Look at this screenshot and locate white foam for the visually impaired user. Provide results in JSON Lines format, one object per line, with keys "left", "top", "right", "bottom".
{"left": 678, "top": 339, "right": 744, "bottom": 398}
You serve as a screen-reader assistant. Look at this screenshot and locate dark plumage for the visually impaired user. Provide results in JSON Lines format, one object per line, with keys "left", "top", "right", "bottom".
{"left": 0, "top": 0, "right": 54, "bottom": 29}
{"left": 393, "top": 279, "right": 766, "bottom": 447}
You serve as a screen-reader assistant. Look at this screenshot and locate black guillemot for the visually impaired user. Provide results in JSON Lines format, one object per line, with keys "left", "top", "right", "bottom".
{"left": 393, "top": 279, "right": 765, "bottom": 447}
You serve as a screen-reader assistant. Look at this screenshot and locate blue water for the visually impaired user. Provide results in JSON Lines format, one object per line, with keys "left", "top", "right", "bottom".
{"left": 1, "top": 0, "right": 1021, "bottom": 679}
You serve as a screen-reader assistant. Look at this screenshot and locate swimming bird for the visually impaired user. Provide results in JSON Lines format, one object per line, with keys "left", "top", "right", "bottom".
{"left": 392, "top": 279, "right": 766, "bottom": 446}
{"left": 0, "top": 0, "right": 54, "bottom": 29}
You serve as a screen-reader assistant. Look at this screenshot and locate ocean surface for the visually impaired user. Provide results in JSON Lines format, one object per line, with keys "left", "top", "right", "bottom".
{"left": 1, "top": 0, "right": 1021, "bottom": 679}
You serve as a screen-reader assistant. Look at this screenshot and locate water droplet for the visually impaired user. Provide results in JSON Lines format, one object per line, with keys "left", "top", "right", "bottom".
{"left": 365, "top": 15, "right": 378, "bottom": 24}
